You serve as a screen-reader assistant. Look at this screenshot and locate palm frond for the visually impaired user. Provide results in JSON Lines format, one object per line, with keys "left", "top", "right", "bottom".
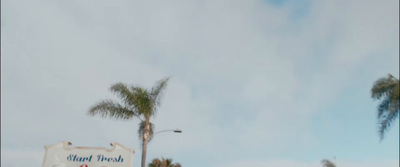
{"left": 148, "top": 157, "right": 181, "bottom": 167}
{"left": 379, "top": 107, "right": 399, "bottom": 140}
{"left": 149, "top": 158, "right": 162, "bottom": 167}
{"left": 165, "top": 158, "right": 172, "bottom": 166}
{"left": 371, "top": 74, "right": 397, "bottom": 100}
{"left": 138, "top": 121, "right": 154, "bottom": 141}
{"left": 131, "top": 86, "right": 153, "bottom": 116}
{"left": 88, "top": 100, "right": 136, "bottom": 120}
{"left": 150, "top": 77, "right": 170, "bottom": 115}
{"left": 321, "top": 159, "right": 336, "bottom": 167}
{"left": 110, "top": 83, "right": 137, "bottom": 107}
{"left": 371, "top": 74, "right": 400, "bottom": 139}
{"left": 378, "top": 97, "right": 391, "bottom": 118}
{"left": 173, "top": 163, "right": 182, "bottom": 167}
{"left": 393, "top": 81, "right": 400, "bottom": 100}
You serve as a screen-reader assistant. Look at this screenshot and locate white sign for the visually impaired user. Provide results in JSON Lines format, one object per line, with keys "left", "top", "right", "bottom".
{"left": 42, "top": 141, "right": 134, "bottom": 167}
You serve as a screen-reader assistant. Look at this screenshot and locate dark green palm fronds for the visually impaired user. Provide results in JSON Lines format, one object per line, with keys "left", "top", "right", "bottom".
{"left": 150, "top": 78, "right": 170, "bottom": 115}
{"left": 88, "top": 100, "right": 136, "bottom": 120}
{"left": 148, "top": 157, "right": 181, "bottom": 167}
{"left": 371, "top": 74, "right": 398, "bottom": 99}
{"left": 89, "top": 78, "right": 170, "bottom": 120}
{"left": 371, "top": 74, "right": 400, "bottom": 140}
{"left": 377, "top": 97, "right": 391, "bottom": 118}
{"left": 378, "top": 106, "right": 399, "bottom": 139}
{"left": 149, "top": 158, "right": 162, "bottom": 167}
{"left": 321, "top": 159, "right": 336, "bottom": 167}
{"left": 130, "top": 86, "right": 153, "bottom": 117}
{"left": 110, "top": 83, "right": 137, "bottom": 107}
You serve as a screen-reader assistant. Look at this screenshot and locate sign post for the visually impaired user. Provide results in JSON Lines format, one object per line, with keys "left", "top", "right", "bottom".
{"left": 42, "top": 141, "right": 134, "bottom": 167}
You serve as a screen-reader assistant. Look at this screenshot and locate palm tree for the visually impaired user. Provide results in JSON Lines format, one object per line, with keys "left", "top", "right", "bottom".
{"left": 321, "top": 159, "right": 336, "bottom": 167}
{"left": 371, "top": 74, "right": 399, "bottom": 140}
{"left": 148, "top": 157, "right": 181, "bottom": 167}
{"left": 88, "top": 78, "right": 170, "bottom": 167}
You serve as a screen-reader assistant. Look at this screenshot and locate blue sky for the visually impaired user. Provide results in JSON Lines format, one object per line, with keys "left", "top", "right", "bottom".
{"left": 267, "top": 0, "right": 312, "bottom": 20}
{"left": 1, "top": 0, "right": 399, "bottom": 167}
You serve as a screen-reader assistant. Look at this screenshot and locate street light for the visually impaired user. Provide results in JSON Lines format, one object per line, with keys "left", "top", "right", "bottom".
{"left": 154, "top": 129, "right": 182, "bottom": 135}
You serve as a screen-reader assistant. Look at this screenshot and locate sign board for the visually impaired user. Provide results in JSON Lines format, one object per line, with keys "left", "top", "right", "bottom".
{"left": 42, "top": 141, "right": 134, "bottom": 167}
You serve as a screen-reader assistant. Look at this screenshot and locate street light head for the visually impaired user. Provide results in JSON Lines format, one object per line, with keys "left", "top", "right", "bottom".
{"left": 174, "top": 130, "right": 182, "bottom": 133}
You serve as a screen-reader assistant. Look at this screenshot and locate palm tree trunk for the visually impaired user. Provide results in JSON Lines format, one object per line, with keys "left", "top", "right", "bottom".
{"left": 141, "top": 117, "right": 151, "bottom": 167}
{"left": 141, "top": 138, "right": 148, "bottom": 167}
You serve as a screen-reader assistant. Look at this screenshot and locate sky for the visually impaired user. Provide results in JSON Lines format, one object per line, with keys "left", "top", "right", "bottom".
{"left": 1, "top": 0, "right": 399, "bottom": 167}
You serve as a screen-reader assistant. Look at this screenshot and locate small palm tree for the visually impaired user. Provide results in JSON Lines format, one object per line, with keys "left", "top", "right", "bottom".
{"left": 371, "top": 74, "right": 399, "bottom": 140}
{"left": 88, "top": 78, "right": 170, "bottom": 167}
{"left": 321, "top": 159, "right": 336, "bottom": 167}
{"left": 148, "top": 157, "right": 181, "bottom": 167}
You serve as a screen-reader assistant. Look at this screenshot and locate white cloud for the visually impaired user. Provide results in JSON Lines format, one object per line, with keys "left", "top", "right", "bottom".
{"left": 1, "top": 0, "right": 398, "bottom": 166}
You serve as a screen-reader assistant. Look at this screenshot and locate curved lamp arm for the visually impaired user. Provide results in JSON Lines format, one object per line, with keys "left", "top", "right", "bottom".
{"left": 154, "top": 129, "right": 182, "bottom": 135}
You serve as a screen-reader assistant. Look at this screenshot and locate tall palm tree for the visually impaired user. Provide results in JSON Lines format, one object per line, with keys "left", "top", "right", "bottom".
{"left": 371, "top": 74, "right": 399, "bottom": 140}
{"left": 148, "top": 157, "right": 181, "bottom": 167}
{"left": 321, "top": 159, "right": 336, "bottom": 167}
{"left": 88, "top": 78, "right": 170, "bottom": 167}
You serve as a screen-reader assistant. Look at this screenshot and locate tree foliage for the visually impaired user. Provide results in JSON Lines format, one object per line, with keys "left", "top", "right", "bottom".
{"left": 371, "top": 74, "right": 400, "bottom": 140}
{"left": 321, "top": 159, "right": 336, "bottom": 167}
{"left": 148, "top": 157, "right": 181, "bottom": 167}
{"left": 88, "top": 77, "right": 170, "bottom": 167}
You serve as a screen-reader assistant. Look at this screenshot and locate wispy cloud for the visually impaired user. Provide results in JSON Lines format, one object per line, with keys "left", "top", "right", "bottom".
{"left": 1, "top": 0, "right": 398, "bottom": 166}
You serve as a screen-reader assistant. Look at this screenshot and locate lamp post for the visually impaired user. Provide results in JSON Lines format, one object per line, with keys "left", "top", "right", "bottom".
{"left": 146, "top": 129, "right": 181, "bottom": 166}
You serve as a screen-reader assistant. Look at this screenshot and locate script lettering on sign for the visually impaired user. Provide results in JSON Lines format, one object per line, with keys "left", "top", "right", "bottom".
{"left": 42, "top": 141, "right": 134, "bottom": 167}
